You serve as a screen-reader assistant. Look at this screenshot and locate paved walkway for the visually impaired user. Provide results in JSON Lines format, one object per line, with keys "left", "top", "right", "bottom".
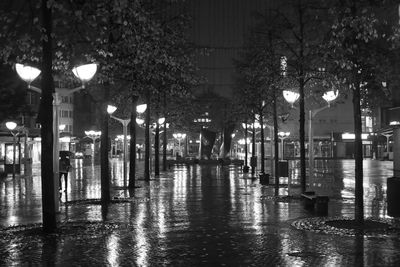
{"left": 0, "top": 158, "right": 399, "bottom": 266}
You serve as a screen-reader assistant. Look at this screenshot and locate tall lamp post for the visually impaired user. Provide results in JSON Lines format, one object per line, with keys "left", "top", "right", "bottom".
{"left": 283, "top": 89, "right": 338, "bottom": 181}
{"left": 6, "top": 122, "right": 19, "bottom": 179}
{"left": 173, "top": 133, "right": 186, "bottom": 158}
{"left": 278, "top": 132, "right": 290, "bottom": 160}
{"left": 84, "top": 130, "right": 101, "bottom": 161}
{"left": 309, "top": 91, "right": 339, "bottom": 179}
{"left": 109, "top": 106, "right": 129, "bottom": 184}
{"left": 154, "top": 117, "right": 166, "bottom": 176}
{"left": 382, "top": 133, "right": 392, "bottom": 158}
{"left": 241, "top": 123, "right": 250, "bottom": 173}
{"left": 16, "top": 62, "right": 97, "bottom": 203}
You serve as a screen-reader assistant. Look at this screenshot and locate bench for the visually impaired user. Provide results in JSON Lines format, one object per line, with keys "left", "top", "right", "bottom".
{"left": 301, "top": 191, "right": 329, "bottom": 215}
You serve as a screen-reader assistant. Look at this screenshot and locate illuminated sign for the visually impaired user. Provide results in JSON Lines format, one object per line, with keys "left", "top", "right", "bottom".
{"left": 341, "top": 133, "right": 369, "bottom": 140}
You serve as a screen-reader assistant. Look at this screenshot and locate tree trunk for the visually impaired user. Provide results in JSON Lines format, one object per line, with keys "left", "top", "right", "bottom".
{"left": 260, "top": 112, "right": 265, "bottom": 174}
{"left": 162, "top": 92, "right": 167, "bottom": 171}
{"left": 129, "top": 95, "right": 138, "bottom": 189}
{"left": 353, "top": 83, "right": 364, "bottom": 223}
{"left": 100, "top": 87, "right": 110, "bottom": 203}
{"left": 299, "top": 76, "right": 306, "bottom": 193}
{"left": 251, "top": 116, "right": 256, "bottom": 176}
{"left": 155, "top": 119, "right": 160, "bottom": 176}
{"left": 40, "top": 0, "right": 57, "bottom": 233}
{"left": 144, "top": 88, "right": 151, "bottom": 181}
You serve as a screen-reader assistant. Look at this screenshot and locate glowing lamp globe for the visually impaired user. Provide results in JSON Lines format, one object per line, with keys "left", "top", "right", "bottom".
{"left": 322, "top": 90, "right": 339, "bottom": 106}
{"left": 136, "top": 118, "right": 145, "bottom": 125}
{"left": 6, "top": 121, "right": 17, "bottom": 131}
{"left": 278, "top": 131, "right": 290, "bottom": 138}
{"left": 72, "top": 63, "right": 97, "bottom": 83}
{"left": 283, "top": 90, "right": 300, "bottom": 107}
{"left": 107, "top": 105, "right": 117, "bottom": 114}
{"left": 136, "top": 104, "right": 147, "bottom": 114}
{"left": 158, "top": 117, "right": 165, "bottom": 124}
{"left": 15, "top": 63, "right": 41, "bottom": 84}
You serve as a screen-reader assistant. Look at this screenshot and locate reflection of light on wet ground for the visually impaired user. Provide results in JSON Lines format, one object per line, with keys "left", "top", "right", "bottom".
{"left": 157, "top": 196, "right": 166, "bottom": 238}
{"left": 107, "top": 233, "right": 120, "bottom": 266}
{"left": 229, "top": 168, "right": 237, "bottom": 207}
{"left": 2, "top": 159, "right": 400, "bottom": 266}
{"left": 135, "top": 203, "right": 149, "bottom": 267}
{"left": 252, "top": 196, "right": 262, "bottom": 235}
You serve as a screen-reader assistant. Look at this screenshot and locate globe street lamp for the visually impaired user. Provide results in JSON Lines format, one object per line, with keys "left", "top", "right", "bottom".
{"left": 241, "top": 123, "right": 251, "bottom": 173}
{"left": 16, "top": 62, "right": 97, "bottom": 202}
{"left": 154, "top": 117, "right": 166, "bottom": 176}
{"left": 283, "top": 90, "right": 300, "bottom": 108}
{"left": 382, "top": 133, "right": 392, "bottom": 158}
{"left": 108, "top": 104, "right": 147, "bottom": 185}
{"left": 309, "top": 90, "right": 339, "bottom": 179}
{"left": 283, "top": 89, "right": 338, "bottom": 180}
{"left": 278, "top": 132, "right": 290, "bottom": 160}
{"left": 6, "top": 122, "right": 19, "bottom": 179}
{"left": 173, "top": 133, "right": 186, "bottom": 158}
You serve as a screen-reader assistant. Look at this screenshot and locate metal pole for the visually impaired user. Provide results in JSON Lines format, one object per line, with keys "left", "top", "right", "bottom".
{"left": 92, "top": 137, "right": 96, "bottom": 161}
{"left": 53, "top": 92, "right": 60, "bottom": 212}
{"left": 309, "top": 110, "right": 314, "bottom": 181}
{"left": 123, "top": 123, "right": 128, "bottom": 185}
{"left": 12, "top": 133, "right": 16, "bottom": 179}
{"left": 387, "top": 136, "right": 390, "bottom": 153}
{"left": 244, "top": 123, "right": 248, "bottom": 167}
{"left": 178, "top": 139, "right": 181, "bottom": 156}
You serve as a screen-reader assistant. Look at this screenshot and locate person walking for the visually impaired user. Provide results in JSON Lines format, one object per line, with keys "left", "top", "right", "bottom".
{"left": 59, "top": 153, "right": 71, "bottom": 191}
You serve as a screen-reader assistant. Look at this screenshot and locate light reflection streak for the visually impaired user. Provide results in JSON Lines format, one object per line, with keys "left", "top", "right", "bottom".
{"left": 106, "top": 233, "right": 119, "bottom": 266}
{"left": 135, "top": 203, "right": 149, "bottom": 267}
{"left": 173, "top": 168, "right": 188, "bottom": 224}
{"left": 157, "top": 194, "right": 167, "bottom": 238}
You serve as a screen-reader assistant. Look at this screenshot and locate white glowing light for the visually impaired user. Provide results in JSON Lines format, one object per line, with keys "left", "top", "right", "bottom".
{"left": 136, "top": 104, "right": 147, "bottom": 114}
{"left": 15, "top": 63, "right": 41, "bottom": 84}
{"left": 72, "top": 63, "right": 97, "bottom": 82}
{"left": 107, "top": 105, "right": 117, "bottom": 115}
{"left": 322, "top": 90, "right": 339, "bottom": 104}
{"left": 136, "top": 118, "right": 145, "bottom": 125}
{"left": 158, "top": 117, "right": 165, "bottom": 124}
{"left": 6, "top": 121, "right": 17, "bottom": 130}
{"left": 283, "top": 90, "right": 300, "bottom": 107}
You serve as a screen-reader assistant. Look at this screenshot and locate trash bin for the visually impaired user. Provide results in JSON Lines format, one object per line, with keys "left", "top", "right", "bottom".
{"left": 259, "top": 173, "right": 269, "bottom": 185}
{"left": 277, "top": 161, "right": 288, "bottom": 177}
{"left": 250, "top": 156, "right": 257, "bottom": 168}
{"left": 243, "top": 165, "right": 250, "bottom": 173}
{"left": 315, "top": 196, "right": 329, "bottom": 215}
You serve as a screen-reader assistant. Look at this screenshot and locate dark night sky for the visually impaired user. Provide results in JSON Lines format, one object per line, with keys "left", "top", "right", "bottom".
{"left": 185, "top": 0, "right": 275, "bottom": 98}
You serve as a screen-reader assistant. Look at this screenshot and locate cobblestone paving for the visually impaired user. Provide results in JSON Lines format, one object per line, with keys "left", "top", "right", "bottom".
{"left": 0, "top": 159, "right": 399, "bottom": 266}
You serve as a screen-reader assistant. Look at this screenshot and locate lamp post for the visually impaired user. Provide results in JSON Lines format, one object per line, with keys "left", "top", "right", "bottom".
{"left": 154, "top": 117, "right": 165, "bottom": 176}
{"left": 308, "top": 90, "right": 339, "bottom": 179}
{"left": 241, "top": 123, "right": 250, "bottom": 173}
{"left": 84, "top": 130, "right": 101, "bottom": 160}
{"left": 16, "top": 63, "right": 97, "bottom": 205}
{"left": 173, "top": 133, "right": 186, "bottom": 158}
{"left": 283, "top": 89, "right": 338, "bottom": 181}
{"left": 382, "top": 133, "right": 392, "bottom": 158}
{"left": 278, "top": 132, "right": 290, "bottom": 160}
{"left": 6, "top": 122, "right": 18, "bottom": 179}
{"left": 108, "top": 104, "right": 134, "bottom": 183}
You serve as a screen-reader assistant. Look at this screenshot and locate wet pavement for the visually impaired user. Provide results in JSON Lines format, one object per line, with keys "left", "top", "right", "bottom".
{"left": 0, "top": 158, "right": 400, "bottom": 266}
